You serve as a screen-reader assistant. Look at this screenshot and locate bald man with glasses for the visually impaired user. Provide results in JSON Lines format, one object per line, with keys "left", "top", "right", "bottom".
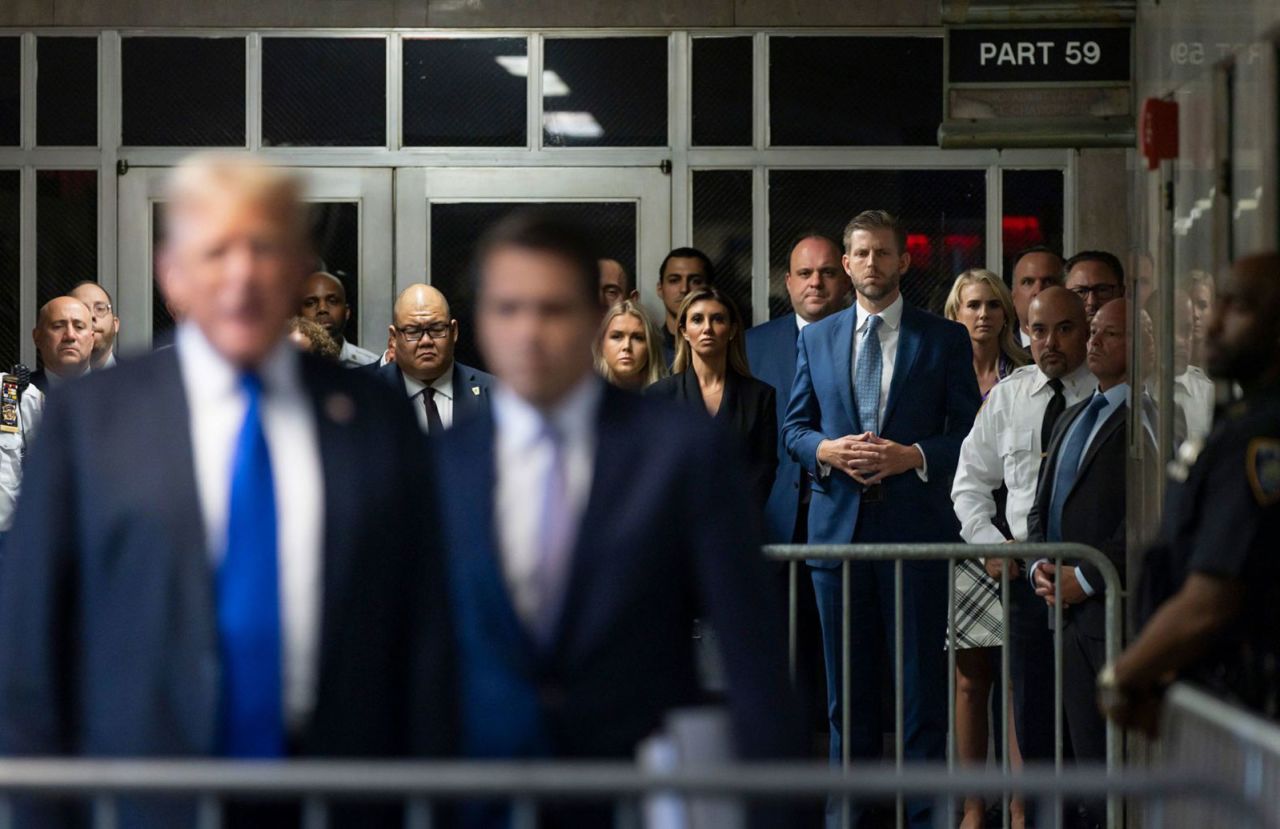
{"left": 377, "top": 284, "right": 493, "bottom": 434}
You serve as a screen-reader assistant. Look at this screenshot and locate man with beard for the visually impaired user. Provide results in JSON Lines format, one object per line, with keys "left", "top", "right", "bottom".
{"left": 782, "top": 209, "right": 980, "bottom": 828}
{"left": 1103, "top": 252, "right": 1280, "bottom": 730}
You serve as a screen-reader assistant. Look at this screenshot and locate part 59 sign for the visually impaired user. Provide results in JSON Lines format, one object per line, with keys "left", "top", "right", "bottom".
{"left": 949, "top": 27, "right": 1131, "bottom": 84}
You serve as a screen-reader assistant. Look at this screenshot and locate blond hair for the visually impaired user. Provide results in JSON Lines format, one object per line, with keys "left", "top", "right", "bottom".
{"left": 594, "top": 300, "right": 668, "bottom": 388}
{"left": 943, "top": 269, "right": 1029, "bottom": 369}
{"left": 672, "top": 287, "right": 752, "bottom": 377}
{"left": 164, "top": 152, "right": 307, "bottom": 249}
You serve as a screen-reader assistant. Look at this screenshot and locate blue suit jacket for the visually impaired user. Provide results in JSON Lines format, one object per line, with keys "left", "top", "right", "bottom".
{"left": 431, "top": 383, "right": 804, "bottom": 762}
{"left": 746, "top": 313, "right": 804, "bottom": 543}
{"left": 0, "top": 346, "right": 454, "bottom": 824}
{"left": 781, "top": 301, "right": 980, "bottom": 558}
{"left": 374, "top": 359, "right": 494, "bottom": 428}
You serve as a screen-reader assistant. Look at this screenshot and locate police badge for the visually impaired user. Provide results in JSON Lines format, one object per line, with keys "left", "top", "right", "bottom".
{"left": 1246, "top": 438, "right": 1280, "bottom": 506}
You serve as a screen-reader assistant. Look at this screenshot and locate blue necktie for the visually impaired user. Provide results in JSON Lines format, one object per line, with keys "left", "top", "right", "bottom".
{"left": 531, "top": 420, "right": 572, "bottom": 646}
{"left": 217, "top": 373, "right": 284, "bottom": 757}
{"left": 1046, "top": 393, "right": 1111, "bottom": 542}
{"left": 854, "top": 315, "right": 883, "bottom": 434}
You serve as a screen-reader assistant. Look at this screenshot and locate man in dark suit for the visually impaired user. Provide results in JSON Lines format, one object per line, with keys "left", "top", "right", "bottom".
{"left": 746, "top": 231, "right": 850, "bottom": 729}
{"left": 431, "top": 212, "right": 804, "bottom": 825}
{"left": 376, "top": 283, "right": 493, "bottom": 434}
{"left": 0, "top": 155, "right": 453, "bottom": 826}
{"left": 782, "top": 210, "right": 981, "bottom": 828}
{"left": 28, "top": 296, "right": 95, "bottom": 394}
{"left": 1026, "top": 298, "right": 1150, "bottom": 828}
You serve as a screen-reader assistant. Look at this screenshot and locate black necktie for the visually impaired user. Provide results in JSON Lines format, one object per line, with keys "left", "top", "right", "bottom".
{"left": 1041, "top": 378, "right": 1066, "bottom": 453}
{"left": 423, "top": 388, "right": 445, "bottom": 434}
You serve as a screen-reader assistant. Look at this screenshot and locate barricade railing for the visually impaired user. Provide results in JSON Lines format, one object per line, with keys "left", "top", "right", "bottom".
{"left": 763, "top": 543, "right": 1122, "bottom": 828}
{"left": 0, "top": 759, "right": 1263, "bottom": 829}
{"left": 1157, "top": 682, "right": 1280, "bottom": 829}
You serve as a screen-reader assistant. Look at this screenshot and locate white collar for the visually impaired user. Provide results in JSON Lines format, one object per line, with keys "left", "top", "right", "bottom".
{"left": 402, "top": 365, "right": 454, "bottom": 401}
{"left": 796, "top": 314, "right": 810, "bottom": 332}
{"left": 493, "top": 373, "right": 604, "bottom": 450}
{"left": 176, "top": 322, "right": 301, "bottom": 405}
{"left": 854, "top": 293, "right": 904, "bottom": 333}
{"left": 1032, "top": 359, "right": 1094, "bottom": 395}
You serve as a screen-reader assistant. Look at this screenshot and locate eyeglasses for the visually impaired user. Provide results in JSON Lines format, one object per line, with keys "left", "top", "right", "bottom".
{"left": 1071, "top": 284, "right": 1120, "bottom": 300}
{"left": 396, "top": 322, "right": 451, "bottom": 342}
{"left": 86, "top": 301, "right": 112, "bottom": 317}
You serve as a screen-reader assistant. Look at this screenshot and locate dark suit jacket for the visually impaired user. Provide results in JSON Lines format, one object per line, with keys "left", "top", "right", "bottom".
{"left": 781, "top": 302, "right": 981, "bottom": 559}
{"left": 645, "top": 369, "right": 777, "bottom": 512}
{"left": 1026, "top": 394, "right": 1150, "bottom": 638}
{"left": 745, "top": 313, "right": 804, "bottom": 543}
{"left": 375, "top": 360, "right": 494, "bottom": 429}
{"left": 431, "top": 383, "right": 804, "bottom": 763}
{"left": 0, "top": 346, "right": 454, "bottom": 822}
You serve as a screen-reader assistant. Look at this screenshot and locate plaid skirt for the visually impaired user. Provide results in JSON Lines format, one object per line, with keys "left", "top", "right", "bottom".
{"left": 947, "top": 558, "right": 1004, "bottom": 650}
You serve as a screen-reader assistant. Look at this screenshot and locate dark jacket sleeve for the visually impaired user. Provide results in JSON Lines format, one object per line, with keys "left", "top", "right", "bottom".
{"left": 0, "top": 390, "right": 80, "bottom": 758}
{"left": 915, "top": 321, "right": 982, "bottom": 482}
{"left": 748, "top": 382, "right": 778, "bottom": 512}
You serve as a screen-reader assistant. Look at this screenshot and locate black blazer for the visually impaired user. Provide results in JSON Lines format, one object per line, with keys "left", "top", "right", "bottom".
{"left": 0, "top": 346, "right": 454, "bottom": 824}
{"left": 646, "top": 369, "right": 778, "bottom": 512}
{"left": 1026, "top": 394, "right": 1150, "bottom": 638}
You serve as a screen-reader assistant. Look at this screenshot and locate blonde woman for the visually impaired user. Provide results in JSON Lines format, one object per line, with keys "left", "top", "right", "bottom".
{"left": 594, "top": 300, "right": 667, "bottom": 391}
{"left": 944, "top": 268, "right": 1030, "bottom": 829}
{"left": 645, "top": 287, "right": 777, "bottom": 510}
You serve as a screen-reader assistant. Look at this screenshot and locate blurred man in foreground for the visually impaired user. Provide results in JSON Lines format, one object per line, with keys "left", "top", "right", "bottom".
{"left": 0, "top": 154, "right": 453, "bottom": 826}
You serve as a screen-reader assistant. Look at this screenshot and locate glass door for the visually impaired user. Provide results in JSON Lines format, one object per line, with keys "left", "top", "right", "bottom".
{"left": 395, "top": 167, "right": 670, "bottom": 370}
{"left": 117, "top": 166, "right": 393, "bottom": 353}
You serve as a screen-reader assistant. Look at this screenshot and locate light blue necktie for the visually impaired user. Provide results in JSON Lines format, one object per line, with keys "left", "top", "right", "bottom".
{"left": 531, "top": 420, "right": 572, "bottom": 646}
{"left": 217, "top": 372, "right": 284, "bottom": 757}
{"left": 1046, "top": 393, "right": 1111, "bottom": 542}
{"left": 854, "top": 315, "right": 884, "bottom": 434}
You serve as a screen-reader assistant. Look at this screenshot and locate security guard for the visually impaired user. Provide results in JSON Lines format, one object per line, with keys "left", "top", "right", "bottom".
{"left": 0, "top": 366, "right": 45, "bottom": 548}
{"left": 1100, "top": 252, "right": 1280, "bottom": 732}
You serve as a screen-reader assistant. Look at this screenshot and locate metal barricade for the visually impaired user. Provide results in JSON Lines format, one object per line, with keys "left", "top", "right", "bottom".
{"left": 0, "top": 759, "right": 1263, "bottom": 829}
{"left": 1157, "top": 683, "right": 1280, "bottom": 829}
{"left": 764, "top": 543, "right": 1123, "bottom": 828}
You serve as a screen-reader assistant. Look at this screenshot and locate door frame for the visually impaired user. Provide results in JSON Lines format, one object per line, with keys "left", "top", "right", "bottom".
{"left": 395, "top": 166, "right": 672, "bottom": 323}
{"left": 116, "top": 165, "right": 394, "bottom": 352}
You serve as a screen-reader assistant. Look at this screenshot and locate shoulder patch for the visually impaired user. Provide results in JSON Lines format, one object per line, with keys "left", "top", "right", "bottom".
{"left": 1246, "top": 438, "right": 1280, "bottom": 506}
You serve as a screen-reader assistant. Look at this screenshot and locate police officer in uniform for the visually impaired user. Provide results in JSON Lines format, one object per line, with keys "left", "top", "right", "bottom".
{"left": 1100, "top": 252, "right": 1280, "bottom": 732}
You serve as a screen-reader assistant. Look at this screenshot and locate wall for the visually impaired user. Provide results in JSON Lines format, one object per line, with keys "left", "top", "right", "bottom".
{"left": 0, "top": 0, "right": 941, "bottom": 29}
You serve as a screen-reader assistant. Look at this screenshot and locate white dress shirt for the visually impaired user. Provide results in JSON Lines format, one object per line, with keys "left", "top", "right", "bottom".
{"left": 1175, "top": 366, "right": 1215, "bottom": 443}
{"left": 402, "top": 369, "right": 455, "bottom": 434}
{"left": 952, "top": 360, "right": 1095, "bottom": 545}
{"left": 0, "top": 384, "right": 45, "bottom": 531}
{"left": 177, "top": 324, "right": 324, "bottom": 733}
{"left": 337, "top": 339, "right": 379, "bottom": 368}
{"left": 492, "top": 375, "right": 602, "bottom": 630}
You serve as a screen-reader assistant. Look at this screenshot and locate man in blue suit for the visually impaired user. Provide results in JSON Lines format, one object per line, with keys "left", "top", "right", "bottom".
{"left": 0, "top": 155, "right": 453, "bottom": 826}
{"left": 376, "top": 283, "right": 493, "bottom": 434}
{"left": 782, "top": 210, "right": 981, "bottom": 827}
{"left": 746, "top": 231, "right": 850, "bottom": 725}
{"left": 432, "top": 212, "right": 804, "bottom": 825}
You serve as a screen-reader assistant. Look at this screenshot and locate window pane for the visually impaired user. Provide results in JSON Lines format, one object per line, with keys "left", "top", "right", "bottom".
{"left": 308, "top": 202, "right": 362, "bottom": 347}
{"left": 37, "top": 38, "right": 98, "bottom": 147}
{"left": 0, "top": 38, "right": 18, "bottom": 146}
{"left": 36, "top": 170, "right": 98, "bottom": 309}
{"left": 1001, "top": 169, "right": 1064, "bottom": 284}
{"left": 692, "top": 170, "right": 753, "bottom": 321}
{"left": 0, "top": 171, "right": 18, "bottom": 369}
{"left": 403, "top": 38, "right": 527, "bottom": 147}
{"left": 123, "top": 37, "right": 245, "bottom": 146}
{"left": 692, "top": 37, "right": 752, "bottom": 147}
{"left": 769, "top": 169, "right": 985, "bottom": 317}
{"left": 769, "top": 37, "right": 942, "bottom": 146}
{"left": 263, "top": 38, "right": 386, "bottom": 147}
{"left": 431, "top": 202, "right": 636, "bottom": 369}
{"left": 543, "top": 37, "right": 667, "bottom": 148}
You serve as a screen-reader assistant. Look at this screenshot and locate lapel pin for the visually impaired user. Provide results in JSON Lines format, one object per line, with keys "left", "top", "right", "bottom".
{"left": 471, "top": 386, "right": 481, "bottom": 396}
{"left": 324, "top": 393, "right": 356, "bottom": 424}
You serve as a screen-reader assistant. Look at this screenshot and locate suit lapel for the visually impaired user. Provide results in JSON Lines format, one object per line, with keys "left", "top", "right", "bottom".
{"left": 881, "top": 304, "right": 922, "bottom": 430}
{"left": 452, "top": 364, "right": 477, "bottom": 420}
{"left": 830, "top": 309, "right": 857, "bottom": 430}
{"left": 1072, "top": 402, "right": 1126, "bottom": 491}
